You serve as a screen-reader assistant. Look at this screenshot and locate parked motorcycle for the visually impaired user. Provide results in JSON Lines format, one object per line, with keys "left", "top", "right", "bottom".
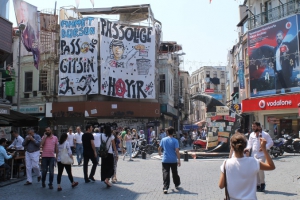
{"left": 283, "top": 134, "right": 300, "bottom": 154}
{"left": 131, "top": 138, "right": 147, "bottom": 158}
{"left": 270, "top": 138, "right": 285, "bottom": 157}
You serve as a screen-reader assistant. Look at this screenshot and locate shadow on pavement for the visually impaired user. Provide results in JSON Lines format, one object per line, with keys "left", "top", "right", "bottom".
{"left": 168, "top": 187, "right": 198, "bottom": 195}
{"left": 264, "top": 190, "right": 298, "bottom": 196}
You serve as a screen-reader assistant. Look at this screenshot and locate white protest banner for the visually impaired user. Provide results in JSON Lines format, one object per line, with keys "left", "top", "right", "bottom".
{"left": 58, "top": 17, "right": 99, "bottom": 96}
{"left": 99, "top": 18, "right": 155, "bottom": 99}
{"left": 216, "top": 106, "right": 229, "bottom": 116}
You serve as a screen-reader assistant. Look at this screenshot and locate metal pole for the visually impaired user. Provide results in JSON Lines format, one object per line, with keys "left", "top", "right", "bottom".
{"left": 17, "top": 32, "right": 21, "bottom": 112}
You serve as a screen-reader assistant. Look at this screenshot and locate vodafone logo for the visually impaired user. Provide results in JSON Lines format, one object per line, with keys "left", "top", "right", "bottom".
{"left": 259, "top": 100, "right": 266, "bottom": 108}
{"left": 258, "top": 99, "right": 292, "bottom": 109}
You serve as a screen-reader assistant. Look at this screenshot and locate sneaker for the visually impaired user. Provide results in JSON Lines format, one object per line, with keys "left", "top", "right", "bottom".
{"left": 89, "top": 177, "right": 96, "bottom": 182}
{"left": 256, "top": 185, "right": 261, "bottom": 191}
{"left": 260, "top": 183, "right": 266, "bottom": 192}
{"left": 42, "top": 183, "right": 46, "bottom": 188}
{"left": 175, "top": 185, "right": 180, "bottom": 189}
{"left": 163, "top": 189, "right": 168, "bottom": 194}
{"left": 85, "top": 179, "right": 91, "bottom": 183}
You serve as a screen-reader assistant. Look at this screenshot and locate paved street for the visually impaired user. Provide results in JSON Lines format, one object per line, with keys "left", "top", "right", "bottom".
{"left": 1, "top": 153, "right": 300, "bottom": 200}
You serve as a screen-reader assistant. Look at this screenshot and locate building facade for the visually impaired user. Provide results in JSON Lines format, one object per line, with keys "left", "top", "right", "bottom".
{"left": 190, "top": 66, "right": 227, "bottom": 126}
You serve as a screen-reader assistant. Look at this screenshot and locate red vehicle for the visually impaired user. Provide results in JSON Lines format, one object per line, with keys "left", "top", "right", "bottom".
{"left": 193, "top": 139, "right": 207, "bottom": 149}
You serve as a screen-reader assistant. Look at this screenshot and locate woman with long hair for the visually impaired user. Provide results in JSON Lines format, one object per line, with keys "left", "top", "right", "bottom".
{"left": 124, "top": 129, "right": 133, "bottom": 161}
{"left": 56, "top": 133, "right": 78, "bottom": 191}
{"left": 100, "top": 125, "right": 118, "bottom": 187}
{"left": 112, "top": 130, "right": 119, "bottom": 183}
{"left": 218, "top": 133, "right": 275, "bottom": 199}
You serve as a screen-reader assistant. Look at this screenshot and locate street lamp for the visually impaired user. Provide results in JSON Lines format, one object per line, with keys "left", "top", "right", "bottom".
{"left": 16, "top": 23, "right": 25, "bottom": 112}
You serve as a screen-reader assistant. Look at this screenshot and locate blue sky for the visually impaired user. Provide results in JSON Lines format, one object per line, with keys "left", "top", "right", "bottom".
{"left": 8, "top": 0, "right": 241, "bottom": 73}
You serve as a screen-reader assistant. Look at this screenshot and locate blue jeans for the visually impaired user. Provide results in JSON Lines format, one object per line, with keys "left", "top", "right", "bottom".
{"left": 126, "top": 141, "right": 132, "bottom": 159}
{"left": 76, "top": 143, "right": 83, "bottom": 164}
{"left": 95, "top": 147, "right": 100, "bottom": 163}
{"left": 41, "top": 157, "right": 55, "bottom": 185}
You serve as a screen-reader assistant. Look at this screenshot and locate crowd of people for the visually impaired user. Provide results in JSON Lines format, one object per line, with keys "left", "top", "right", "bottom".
{"left": 0, "top": 121, "right": 278, "bottom": 198}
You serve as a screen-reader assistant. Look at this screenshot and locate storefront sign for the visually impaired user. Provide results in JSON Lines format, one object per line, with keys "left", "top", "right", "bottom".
{"left": 0, "top": 107, "right": 10, "bottom": 114}
{"left": 242, "top": 94, "right": 300, "bottom": 112}
{"left": 5, "top": 81, "right": 15, "bottom": 96}
{"left": 11, "top": 105, "right": 45, "bottom": 114}
{"left": 216, "top": 106, "right": 229, "bottom": 116}
{"left": 205, "top": 89, "right": 214, "bottom": 93}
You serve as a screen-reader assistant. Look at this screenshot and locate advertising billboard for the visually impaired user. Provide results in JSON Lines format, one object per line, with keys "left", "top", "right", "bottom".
{"left": 13, "top": 0, "right": 40, "bottom": 69}
{"left": 99, "top": 18, "right": 156, "bottom": 99}
{"left": 248, "top": 15, "right": 300, "bottom": 97}
{"left": 0, "top": 17, "right": 12, "bottom": 54}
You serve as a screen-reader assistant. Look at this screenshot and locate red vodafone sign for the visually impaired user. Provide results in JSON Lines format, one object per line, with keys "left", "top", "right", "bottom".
{"left": 242, "top": 94, "right": 300, "bottom": 112}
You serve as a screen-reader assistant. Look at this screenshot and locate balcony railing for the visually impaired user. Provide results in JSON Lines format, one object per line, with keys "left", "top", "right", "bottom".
{"left": 249, "top": 1, "right": 300, "bottom": 30}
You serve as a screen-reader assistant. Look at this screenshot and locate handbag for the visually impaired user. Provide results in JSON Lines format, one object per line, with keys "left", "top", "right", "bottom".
{"left": 224, "top": 160, "right": 230, "bottom": 200}
{"left": 60, "top": 142, "right": 73, "bottom": 165}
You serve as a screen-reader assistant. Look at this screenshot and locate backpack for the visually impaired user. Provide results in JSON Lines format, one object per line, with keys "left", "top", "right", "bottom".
{"left": 98, "top": 134, "right": 111, "bottom": 158}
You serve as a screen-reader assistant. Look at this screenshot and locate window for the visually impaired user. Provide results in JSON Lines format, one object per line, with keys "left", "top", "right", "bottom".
{"left": 159, "top": 74, "right": 165, "bottom": 93}
{"left": 206, "top": 71, "right": 210, "bottom": 76}
{"left": 221, "top": 83, "right": 225, "bottom": 90}
{"left": 213, "top": 71, "right": 217, "bottom": 78}
{"left": 39, "top": 70, "right": 48, "bottom": 91}
{"left": 24, "top": 72, "right": 33, "bottom": 92}
{"left": 206, "top": 83, "right": 210, "bottom": 89}
{"left": 214, "top": 84, "right": 218, "bottom": 90}
{"left": 220, "top": 71, "right": 225, "bottom": 78}
{"left": 170, "top": 79, "right": 173, "bottom": 95}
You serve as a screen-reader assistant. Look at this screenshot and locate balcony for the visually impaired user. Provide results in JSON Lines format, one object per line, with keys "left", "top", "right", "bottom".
{"left": 249, "top": 1, "right": 300, "bottom": 30}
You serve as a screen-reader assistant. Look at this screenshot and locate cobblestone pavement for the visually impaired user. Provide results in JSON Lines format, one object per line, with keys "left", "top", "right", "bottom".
{"left": 1, "top": 153, "right": 300, "bottom": 200}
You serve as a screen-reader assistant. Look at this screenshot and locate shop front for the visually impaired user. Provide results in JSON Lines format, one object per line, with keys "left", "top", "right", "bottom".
{"left": 160, "top": 104, "right": 178, "bottom": 129}
{"left": 242, "top": 94, "right": 300, "bottom": 138}
{"left": 47, "top": 101, "right": 160, "bottom": 137}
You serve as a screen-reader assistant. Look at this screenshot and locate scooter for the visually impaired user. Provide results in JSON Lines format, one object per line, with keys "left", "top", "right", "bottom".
{"left": 131, "top": 138, "right": 147, "bottom": 158}
{"left": 283, "top": 134, "right": 300, "bottom": 154}
{"left": 270, "top": 138, "right": 285, "bottom": 157}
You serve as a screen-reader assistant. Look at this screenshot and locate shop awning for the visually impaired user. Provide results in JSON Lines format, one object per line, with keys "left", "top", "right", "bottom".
{"left": 0, "top": 109, "right": 39, "bottom": 127}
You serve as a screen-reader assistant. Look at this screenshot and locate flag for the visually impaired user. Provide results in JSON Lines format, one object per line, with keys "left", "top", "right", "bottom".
{"left": 90, "top": 0, "right": 94, "bottom": 7}
{"left": 75, "top": 0, "right": 80, "bottom": 8}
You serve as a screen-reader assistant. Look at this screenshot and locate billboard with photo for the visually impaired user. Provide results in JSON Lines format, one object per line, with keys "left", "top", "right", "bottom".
{"left": 99, "top": 18, "right": 156, "bottom": 99}
{"left": 248, "top": 15, "right": 300, "bottom": 97}
{"left": 13, "top": 0, "right": 40, "bottom": 69}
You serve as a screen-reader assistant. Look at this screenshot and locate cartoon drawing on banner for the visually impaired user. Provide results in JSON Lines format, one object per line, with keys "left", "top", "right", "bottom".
{"left": 105, "top": 39, "right": 146, "bottom": 70}
{"left": 58, "top": 17, "right": 99, "bottom": 96}
{"left": 100, "top": 18, "right": 156, "bottom": 99}
{"left": 59, "top": 76, "right": 75, "bottom": 95}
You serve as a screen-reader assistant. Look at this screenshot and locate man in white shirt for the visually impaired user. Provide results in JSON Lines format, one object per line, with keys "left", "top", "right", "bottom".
{"left": 67, "top": 127, "right": 75, "bottom": 155}
{"left": 93, "top": 127, "right": 101, "bottom": 165}
{"left": 149, "top": 127, "right": 155, "bottom": 144}
{"left": 246, "top": 121, "right": 273, "bottom": 192}
{"left": 8, "top": 130, "right": 24, "bottom": 150}
{"left": 74, "top": 126, "right": 84, "bottom": 165}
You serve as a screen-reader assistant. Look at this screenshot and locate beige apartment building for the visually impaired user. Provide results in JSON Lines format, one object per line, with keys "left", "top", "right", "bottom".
{"left": 190, "top": 66, "right": 226, "bottom": 126}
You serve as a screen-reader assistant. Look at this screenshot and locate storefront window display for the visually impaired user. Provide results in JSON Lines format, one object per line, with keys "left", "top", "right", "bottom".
{"left": 264, "top": 114, "right": 299, "bottom": 138}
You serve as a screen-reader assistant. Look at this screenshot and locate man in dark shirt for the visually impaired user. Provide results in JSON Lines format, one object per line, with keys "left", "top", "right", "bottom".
{"left": 82, "top": 124, "right": 97, "bottom": 183}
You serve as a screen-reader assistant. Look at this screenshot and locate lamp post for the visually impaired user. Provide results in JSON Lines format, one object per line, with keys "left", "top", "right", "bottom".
{"left": 16, "top": 23, "right": 25, "bottom": 112}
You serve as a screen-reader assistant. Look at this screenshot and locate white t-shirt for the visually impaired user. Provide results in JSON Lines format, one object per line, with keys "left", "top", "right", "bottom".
{"left": 220, "top": 157, "right": 260, "bottom": 200}
{"left": 99, "top": 133, "right": 115, "bottom": 154}
{"left": 150, "top": 131, "right": 155, "bottom": 141}
{"left": 93, "top": 133, "right": 101, "bottom": 148}
{"left": 66, "top": 132, "right": 75, "bottom": 147}
{"left": 57, "top": 141, "right": 72, "bottom": 162}
{"left": 74, "top": 132, "right": 83, "bottom": 144}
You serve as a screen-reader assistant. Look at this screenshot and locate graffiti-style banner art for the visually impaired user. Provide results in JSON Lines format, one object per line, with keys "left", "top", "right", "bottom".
{"left": 58, "top": 17, "right": 99, "bottom": 96}
{"left": 100, "top": 18, "right": 156, "bottom": 99}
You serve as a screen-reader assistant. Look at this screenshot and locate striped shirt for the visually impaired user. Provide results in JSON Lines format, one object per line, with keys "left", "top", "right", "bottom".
{"left": 41, "top": 135, "right": 58, "bottom": 157}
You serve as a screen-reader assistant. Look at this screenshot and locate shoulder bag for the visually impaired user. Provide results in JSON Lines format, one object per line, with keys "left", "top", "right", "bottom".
{"left": 224, "top": 160, "right": 230, "bottom": 200}
{"left": 60, "top": 142, "right": 73, "bottom": 165}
